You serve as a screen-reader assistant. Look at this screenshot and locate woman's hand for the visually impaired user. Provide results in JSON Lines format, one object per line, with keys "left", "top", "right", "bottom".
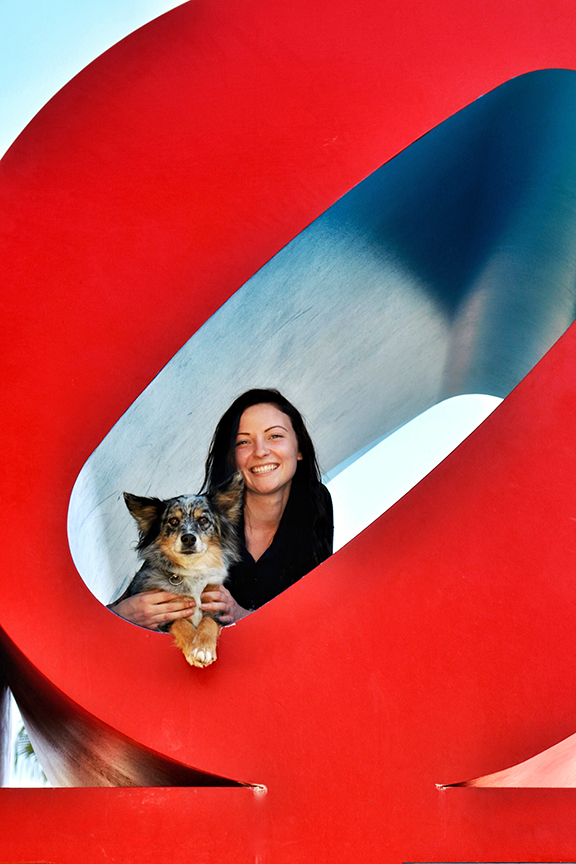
{"left": 200, "top": 585, "right": 250, "bottom": 625}
{"left": 109, "top": 591, "right": 196, "bottom": 630}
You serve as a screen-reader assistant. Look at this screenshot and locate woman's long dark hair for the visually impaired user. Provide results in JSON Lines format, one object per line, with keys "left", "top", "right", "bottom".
{"left": 202, "top": 389, "right": 332, "bottom": 571}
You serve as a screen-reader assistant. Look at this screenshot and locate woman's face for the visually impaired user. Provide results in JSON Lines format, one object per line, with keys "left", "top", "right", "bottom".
{"left": 234, "top": 403, "right": 302, "bottom": 499}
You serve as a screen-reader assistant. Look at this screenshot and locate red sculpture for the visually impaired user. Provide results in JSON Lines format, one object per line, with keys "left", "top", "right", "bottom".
{"left": 3, "top": 0, "right": 576, "bottom": 860}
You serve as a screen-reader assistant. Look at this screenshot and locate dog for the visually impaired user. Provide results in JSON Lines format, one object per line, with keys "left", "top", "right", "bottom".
{"left": 118, "top": 473, "right": 243, "bottom": 667}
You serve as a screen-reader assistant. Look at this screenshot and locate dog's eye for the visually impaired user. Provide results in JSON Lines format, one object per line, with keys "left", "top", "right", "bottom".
{"left": 198, "top": 516, "right": 210, "bottom": 527}
{"left": 168, "top": 517, "right": 179, "bottom": 526}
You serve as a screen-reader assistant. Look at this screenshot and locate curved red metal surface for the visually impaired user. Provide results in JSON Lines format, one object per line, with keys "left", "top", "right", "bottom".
{"left": 3, "top": 0, "right": 576, "bottom": 861}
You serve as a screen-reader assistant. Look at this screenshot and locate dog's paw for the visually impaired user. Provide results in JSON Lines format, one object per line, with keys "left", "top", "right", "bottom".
{"left": 184, "top": 644, "right": 217, "bottom": 667}
{"left": 180, "top": 617, "right": 220, "bottom": 667}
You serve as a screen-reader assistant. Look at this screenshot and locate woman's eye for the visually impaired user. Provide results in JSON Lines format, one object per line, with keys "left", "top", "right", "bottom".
{"left": 168, "top": 517, "right": 179, "bottom": 526}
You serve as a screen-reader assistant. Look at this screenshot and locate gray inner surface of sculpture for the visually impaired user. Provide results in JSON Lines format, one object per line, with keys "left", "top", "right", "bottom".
{"left": 68, "top": 70, "right": 576, "bottom": 603}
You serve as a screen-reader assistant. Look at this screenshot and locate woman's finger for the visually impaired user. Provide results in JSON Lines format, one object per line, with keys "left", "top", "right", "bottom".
{"left": 145, "top": 591, "right": 194, "bottom": 607}
{"left": 200, "top": 589, "right": 223, "bottom": 602}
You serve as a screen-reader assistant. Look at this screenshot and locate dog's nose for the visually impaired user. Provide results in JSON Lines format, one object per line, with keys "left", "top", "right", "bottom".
{"left": 180, "top": 533, "right": 196, "bottom": 548}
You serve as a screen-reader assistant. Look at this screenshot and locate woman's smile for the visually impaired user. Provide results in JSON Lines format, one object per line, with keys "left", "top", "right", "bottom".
{"left": 250, "top": 463, "right": 279, "bottom": 474}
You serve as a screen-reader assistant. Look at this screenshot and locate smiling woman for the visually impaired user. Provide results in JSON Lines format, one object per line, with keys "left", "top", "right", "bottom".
{"left": 202, "top": 389, "right": 334, "bottom": 616}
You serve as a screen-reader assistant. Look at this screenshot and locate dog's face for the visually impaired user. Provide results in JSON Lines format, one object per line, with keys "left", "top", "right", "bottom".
{"left": 124, "top": 473, "right": 243, "bottom": 570}
{"left": 157, "top": 496, "right": 219, "bottom": 560}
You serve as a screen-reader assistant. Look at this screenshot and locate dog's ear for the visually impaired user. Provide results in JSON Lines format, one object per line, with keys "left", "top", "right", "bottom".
{"left": 123, "top": 493, "right": 165, "bottom": 535}
{"left": 208, "top": 472, "right": 244, "bottom": 523}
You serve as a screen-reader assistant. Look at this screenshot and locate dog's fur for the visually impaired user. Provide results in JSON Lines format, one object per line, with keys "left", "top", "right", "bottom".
{"left": 118, "top": 473, "right": 243, "bottom": 667}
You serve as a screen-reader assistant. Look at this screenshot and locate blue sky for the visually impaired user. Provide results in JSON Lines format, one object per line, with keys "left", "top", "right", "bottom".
{"left": 0, "top": 1, "right": 186, "bottom": 158}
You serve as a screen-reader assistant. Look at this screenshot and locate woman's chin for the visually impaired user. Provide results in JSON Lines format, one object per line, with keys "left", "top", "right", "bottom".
{"left": 245, "top": 472, "right": 291, "bottom": 497}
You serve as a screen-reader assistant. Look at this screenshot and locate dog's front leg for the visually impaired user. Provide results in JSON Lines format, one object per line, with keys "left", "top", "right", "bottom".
{"left": 169, "top": 586, "right": 222, "bottom": 667}
{"left": 187, "top": 581, "right": 224, "bottom": 666}
{"left": 169, "top": 618, "right": 200, "bottom": 666}
{"left": 188, "top": 615, "right": 221, "bottom": 667}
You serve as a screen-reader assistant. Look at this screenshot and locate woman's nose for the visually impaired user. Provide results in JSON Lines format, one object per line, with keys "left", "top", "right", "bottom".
{"left": 254, "top": 437, "right": 270, "bottom": 457}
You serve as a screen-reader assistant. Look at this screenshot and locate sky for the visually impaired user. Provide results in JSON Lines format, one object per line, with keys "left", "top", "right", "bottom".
{"left": 0, "top": 0, "right": 187, "bottom": 159}
{"left": 1, "top": 1, "right": 501, "bottom": 785}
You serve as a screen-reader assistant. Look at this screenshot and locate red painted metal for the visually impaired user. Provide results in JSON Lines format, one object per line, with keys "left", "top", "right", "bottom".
{"left": 3, "top": 0, "right": 576, "bottom": 860}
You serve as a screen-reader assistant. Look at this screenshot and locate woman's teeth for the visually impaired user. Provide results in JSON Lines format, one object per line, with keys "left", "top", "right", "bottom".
{"left": 251, "top": 464, "right": 278, "bottom": 474}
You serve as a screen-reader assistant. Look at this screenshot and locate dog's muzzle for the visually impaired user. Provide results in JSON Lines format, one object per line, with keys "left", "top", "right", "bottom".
{"left": 180, "top": 533, "right": 197, "bottom": 551}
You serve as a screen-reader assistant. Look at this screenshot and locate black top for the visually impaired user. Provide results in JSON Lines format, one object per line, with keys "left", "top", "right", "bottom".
{"left": 226, "top": 484, "right": 333, "bottom": 611}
